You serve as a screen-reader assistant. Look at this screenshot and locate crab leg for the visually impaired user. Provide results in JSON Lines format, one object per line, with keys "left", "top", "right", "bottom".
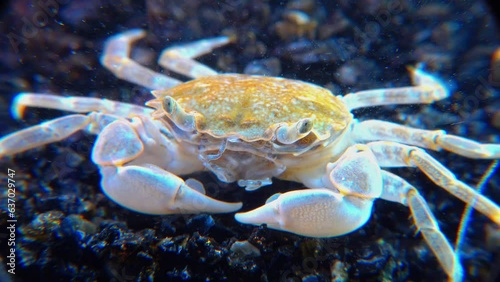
{"left": 380, "top": 170, "right": 462, "bottom": 282}
{"left": 101, "top": 29, "right": 182, "bottom": 90}
{"left": 158, "top": 36, "right": 232, "bottom": 79}
{"left": 11, "top": 93, "right": 153, "bottom": 120}
{"left": 342, "top": 67, "right": 448, "bottom": 110}
{"left": 0, "top": 112, "right": 119, "bottom": 157}
{"left": 236, "top": 144, "right": 464, "bottom": 281}
{"left": 92, "top": 116, "right": 242, "bottom": 214}
{"left": 352, "top": 120, "right": 500, "bottom": 159}
{"left": 368, "top": 141, "right": 500, "bottom": 225}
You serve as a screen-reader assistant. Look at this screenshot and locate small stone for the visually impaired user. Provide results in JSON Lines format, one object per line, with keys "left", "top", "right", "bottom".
{"left": 20, "top": 211, "right": 65, "bottom": 241}
{"left": 60, "top": 214, "right": 97, "bottom": 241}
{"left": 230, "top": 240, "right": 261, "bottom": 257}
{"left": 331, "top": 260, "right": 348, "bottom": 282}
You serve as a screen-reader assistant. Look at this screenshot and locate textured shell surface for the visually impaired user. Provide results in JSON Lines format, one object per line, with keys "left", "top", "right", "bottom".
{"left": 153, "top": 74, "right": 352, "bottom": 142}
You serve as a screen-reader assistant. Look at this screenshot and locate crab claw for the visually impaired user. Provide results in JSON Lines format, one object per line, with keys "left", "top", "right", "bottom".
{"left": 99, "top": 164, "right": 242, "bottom": 214}
{"left": 235, "top": 189, "right": 373, "bottom": 237}
{"left": 236, "top": 145, "right": 383, "bottom": 237}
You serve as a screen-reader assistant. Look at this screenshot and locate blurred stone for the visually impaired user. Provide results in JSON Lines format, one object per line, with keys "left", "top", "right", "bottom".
{"left": 275, "top": 10, "right": 317, "bottom": 41}
{"left": 485, "top": 224, "right": 500, "bottom": 251}
{"left": 244, "top": 57, "right": 282, "bottom": 76}
{"left": 493, "top": 111, "right": 500, "bottom": 130}
{"left": 491, "top": 47, "right": 500, "bottom": 87}
{"left": 275, "top": 38, "right": 357, "bottom": 64}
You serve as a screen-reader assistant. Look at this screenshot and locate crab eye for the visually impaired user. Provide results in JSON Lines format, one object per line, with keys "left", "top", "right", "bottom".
{"left": 163, "top": 97, "right": 175, "bottom": 114}
{"left": 297, "top": 118, "right": 313, "bottom": 134}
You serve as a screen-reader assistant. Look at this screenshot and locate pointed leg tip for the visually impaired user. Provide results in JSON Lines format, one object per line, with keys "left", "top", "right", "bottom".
{"left": 234, "top": 204, "right": 279, "bottom": 227}
{"left": 11, "top": 94, "right": 28, "bottom": 120}
{"left": 234, "top": 211, "right": 252, "bottom": 224}
{"left": 213, "top": 201, "right": 243, "bottom": 214}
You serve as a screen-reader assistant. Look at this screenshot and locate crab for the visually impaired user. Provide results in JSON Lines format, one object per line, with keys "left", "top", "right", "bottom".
{"left": 1, "top": 29, "right": 499, "bottom": 281}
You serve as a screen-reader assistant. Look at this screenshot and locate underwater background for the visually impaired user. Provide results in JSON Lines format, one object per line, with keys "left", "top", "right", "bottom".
{"left": 0, "top": 0, "right": 499, "bottom": 281}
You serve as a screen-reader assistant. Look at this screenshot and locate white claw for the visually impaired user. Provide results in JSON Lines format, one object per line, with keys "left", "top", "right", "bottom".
{"left": 100, "top": 164, "right": 242, "bottom": 215}
{"left": 235, "top": 189, "right": 373, "bottom": 237}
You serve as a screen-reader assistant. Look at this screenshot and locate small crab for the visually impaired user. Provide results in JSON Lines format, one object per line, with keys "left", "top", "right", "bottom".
{"left": 1, "top": 29, "right": 499, "bottom": 281}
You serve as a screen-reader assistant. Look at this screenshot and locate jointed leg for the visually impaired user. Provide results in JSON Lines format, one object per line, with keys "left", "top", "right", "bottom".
{"left": 101, "top": 29, "right": 182, "bottom": 90}
{"left": 380, "top": 170, "right": 462, "bottom": 282}
{"left": 342, "top": 66, "right": 449, "bottom": 110}
{"left": 3, "top": 92, "right": 155, "bottom": 157}
{"left": 158, "top": 36, "right": 233, "bottom": 78}
{"left": 368, "top": 141, "right": 500, "bottom": 225}
{"left": 12, "top": 93, "right": 153, "bottom": 120}
{"left": 352, "top": 119, "right": 500, "bottom": 158}
{"left": 0, "top": 112, "right": 120, "bottom": 157}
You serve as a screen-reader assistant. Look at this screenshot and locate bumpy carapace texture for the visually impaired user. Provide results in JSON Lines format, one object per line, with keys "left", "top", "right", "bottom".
{"left": 151, "top": 74, "right": 352, "bottom": 142}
